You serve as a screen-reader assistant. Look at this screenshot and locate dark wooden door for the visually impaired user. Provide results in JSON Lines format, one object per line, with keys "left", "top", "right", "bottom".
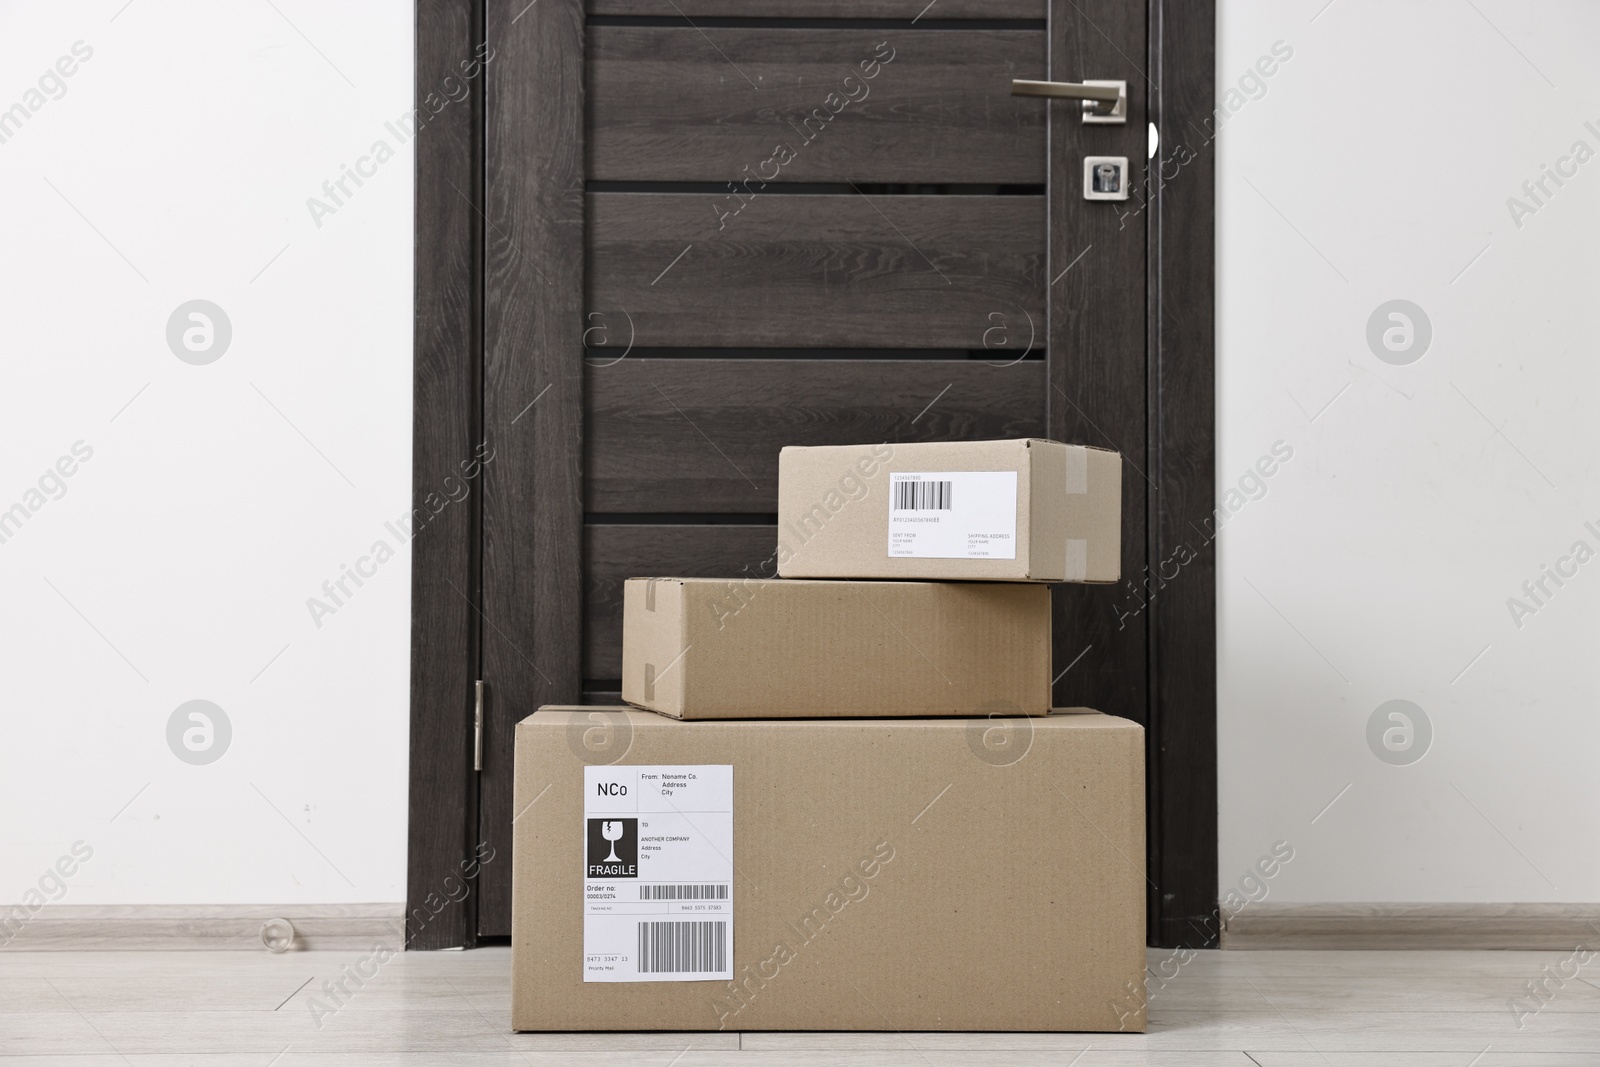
{"left": 410, "top": 0, "right": 1215, "bottom": 949}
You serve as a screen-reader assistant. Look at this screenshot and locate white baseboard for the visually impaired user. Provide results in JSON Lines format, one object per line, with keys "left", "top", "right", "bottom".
{"left": 1223, "top": 903, "right": 1600, "bottom": 950}
{"left": 14, "top": 901, "right": 1597, "bottom": 952}
{"left": 0, "top": 903, "right": 406, "bottom": 952}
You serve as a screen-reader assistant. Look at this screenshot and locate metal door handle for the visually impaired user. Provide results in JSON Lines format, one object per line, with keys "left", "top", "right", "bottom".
{"left": 1011, "top": 79, "right": 1127, "bottom": 124}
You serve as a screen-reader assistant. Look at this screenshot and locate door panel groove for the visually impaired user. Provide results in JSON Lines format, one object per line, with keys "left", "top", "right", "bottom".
{"left": 585, "top": 513, "right": 780, "bottom": 524}
{"left": 588, "top": 17, "right": 1047, "bottom": 29}
{"left": 588, "top": 0, "right": 1045, "bottom": 16}
{"left": 588, "top": 182, "right": 1046, "bottom": 196}
{"left": 586, "top": 349, "right": 1045, "bottom": 361}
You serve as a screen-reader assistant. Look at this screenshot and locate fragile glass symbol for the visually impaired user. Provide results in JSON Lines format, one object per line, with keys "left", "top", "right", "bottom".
{"left": 602, "top": 821, "right": 624, "bottom": 862}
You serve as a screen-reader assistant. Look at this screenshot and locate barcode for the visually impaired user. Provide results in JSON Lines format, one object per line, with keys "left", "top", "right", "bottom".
{"left": 639, "top": 884, "right": 729, "bottom": 900}
{"left": 894, "top": 479, "right": 953, "bottom": 511}
{"left": 637, "top": 920, "right": 727, "bottom": 973}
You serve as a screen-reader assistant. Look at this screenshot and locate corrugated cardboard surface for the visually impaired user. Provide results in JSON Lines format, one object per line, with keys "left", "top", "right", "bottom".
{"left": 622, "top": 578, "right": 1051, "bottom": 719}
{"left": 775, "top": 439, "right": 1121, "bottom": 582}
{"left": 513, "top": 707, "right": 1147, "bottom": 1033}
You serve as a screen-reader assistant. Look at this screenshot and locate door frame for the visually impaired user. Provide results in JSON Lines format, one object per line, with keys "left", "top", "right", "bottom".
{"left": 406, "top": 0, "right": 1217, "bottom": 951}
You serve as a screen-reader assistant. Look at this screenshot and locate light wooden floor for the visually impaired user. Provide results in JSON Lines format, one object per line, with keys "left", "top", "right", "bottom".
{"left": 3, "top": 947, "right": 1598, "bottom": 1065}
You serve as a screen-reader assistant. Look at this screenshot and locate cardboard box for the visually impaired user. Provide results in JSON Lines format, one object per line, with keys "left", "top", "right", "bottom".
{"left": 775, "top": 439, "right": 1121, "bottom": 583}
{"left": 513, "top": 707, "right": 1147, "bottom": 1032}
{"left": 622, "top": 577, "right": 1050, "bottom": 719}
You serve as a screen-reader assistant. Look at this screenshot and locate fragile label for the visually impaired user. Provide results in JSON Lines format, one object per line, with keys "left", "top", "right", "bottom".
{"left": 887, "top": 471, "right": 1018, "bottom": 560}
{"left": 583, "top": 765, "right": 733, "bottom": 982}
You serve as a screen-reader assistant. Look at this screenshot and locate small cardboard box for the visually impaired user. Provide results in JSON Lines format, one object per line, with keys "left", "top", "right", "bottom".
{"left": 513, "top": 707, "right": 1147, "bottom": 1032}
{"left": 622, "top": 577, "right": 1050, "bottom": 719}
{"left": 776, "top": 439, "right": 1121, "bottom": 583}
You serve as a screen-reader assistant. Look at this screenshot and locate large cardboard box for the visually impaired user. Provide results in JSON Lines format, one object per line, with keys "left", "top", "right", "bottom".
{"left": 776, "top": 439, "right": 1121, "bottom": 582}
{"left": 622, "top": 577, "right": 1050, "bottom": 719}
{"left": 513, "top": 707, "right": 1147, "bottom": 1032}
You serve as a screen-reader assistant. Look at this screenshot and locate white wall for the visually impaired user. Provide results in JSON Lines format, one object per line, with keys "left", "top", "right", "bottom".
{"left": 1218, "top": 0, "right": 1600, "bottom": 902}
{"left": 0, "top": 3, "right": 413, "bottom": 906}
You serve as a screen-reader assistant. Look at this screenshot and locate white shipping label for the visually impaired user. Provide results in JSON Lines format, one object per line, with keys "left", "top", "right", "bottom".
{"left": 887, "top": 471, "right": 1018, "bottom": 560}
{"left": 583, "top": 765, "right": 733, "bottom": 982}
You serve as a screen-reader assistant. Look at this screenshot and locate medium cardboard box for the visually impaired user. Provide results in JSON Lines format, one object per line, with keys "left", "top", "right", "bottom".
{"left": 513, "top": 707, "right": 1147, "bottom": 1032}
{"left": 776, "top": 439, "right": 1121, "bottom": 582}
{"left": 622, "top": 577, "right": 1050, "bottom": 719}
